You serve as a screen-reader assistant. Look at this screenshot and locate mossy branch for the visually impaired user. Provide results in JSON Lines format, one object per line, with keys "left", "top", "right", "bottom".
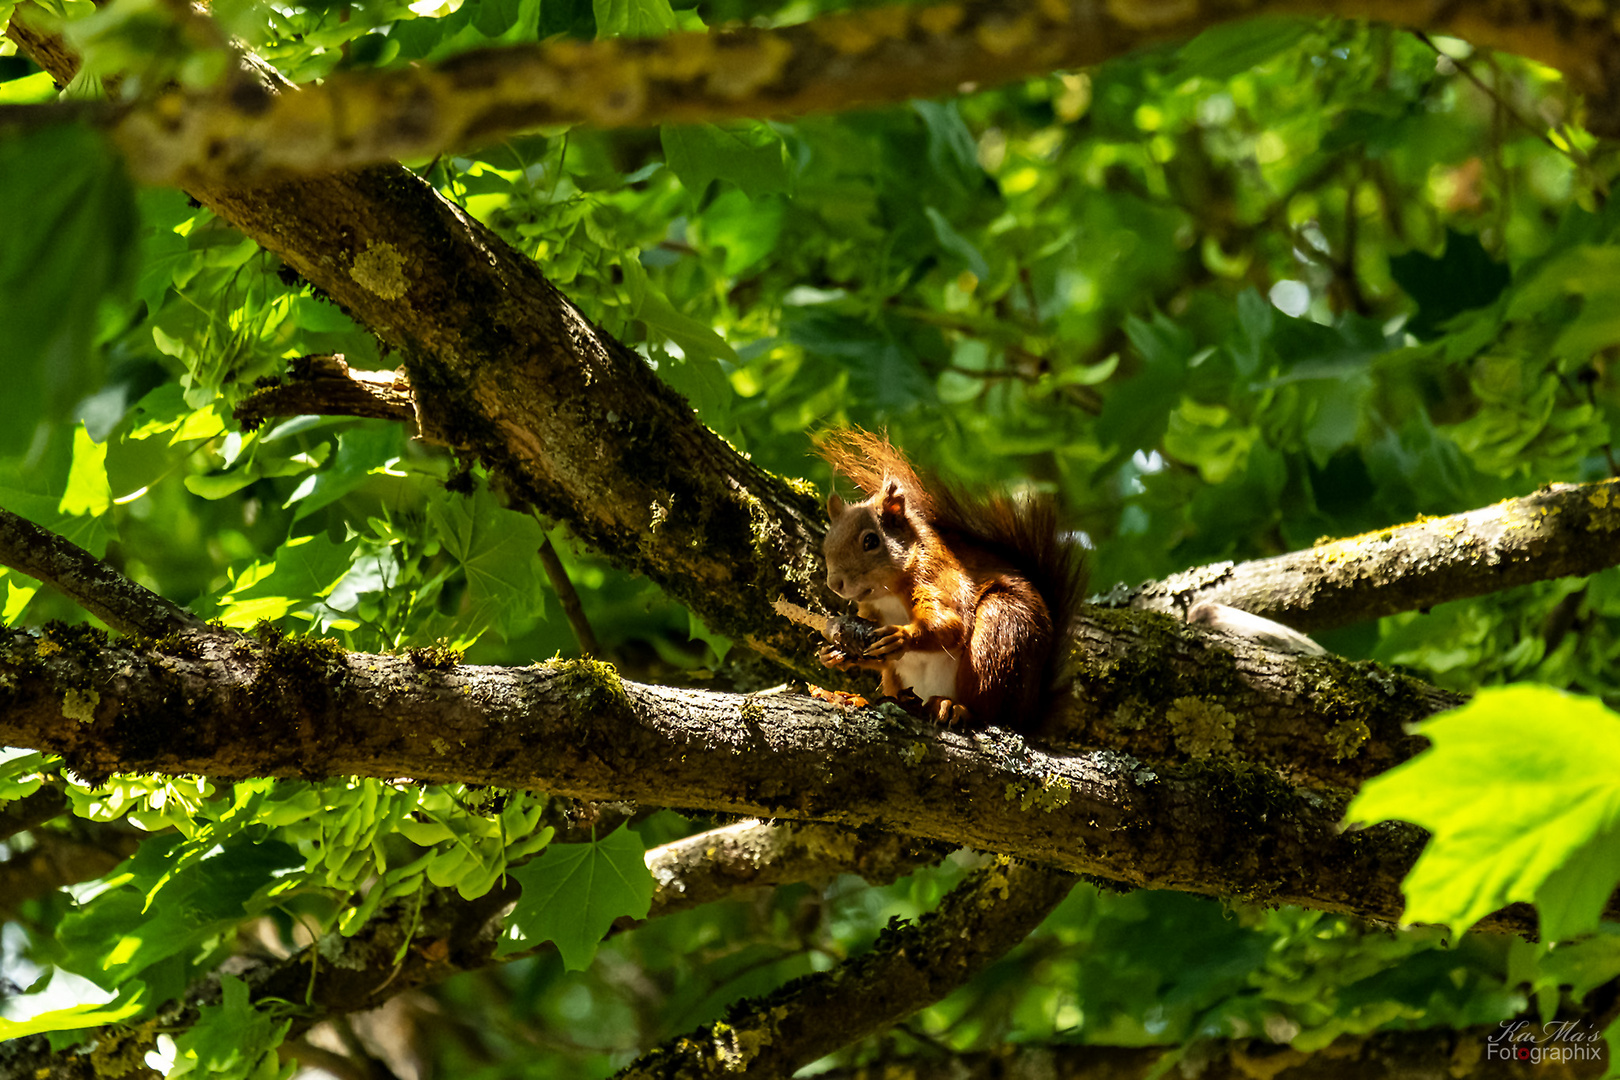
{"left": 0, "top": 506, "right": 217, "bottom": 639}
{"left": 0, "top": 622, "right": 1551, "bottom": 936}
{"left": 1102, "top": 479, "right": 1620, "bottom": 632}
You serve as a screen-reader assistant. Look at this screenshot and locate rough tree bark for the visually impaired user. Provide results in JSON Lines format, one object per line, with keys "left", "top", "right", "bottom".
{"left": 0, "top": 608, "right": 1549, "bottom": 935}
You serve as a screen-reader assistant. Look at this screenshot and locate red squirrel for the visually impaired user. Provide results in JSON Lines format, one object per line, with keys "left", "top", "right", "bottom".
{"left": 815, "top": 429, "right": 1084, "bottom": 731}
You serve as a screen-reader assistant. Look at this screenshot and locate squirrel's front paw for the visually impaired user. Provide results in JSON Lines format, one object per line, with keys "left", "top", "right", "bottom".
{"left": 817, "top": 645, "right": 855, "bottom": 668}
{"left": 865, "top": 625, "right": 908, "bottom": 656}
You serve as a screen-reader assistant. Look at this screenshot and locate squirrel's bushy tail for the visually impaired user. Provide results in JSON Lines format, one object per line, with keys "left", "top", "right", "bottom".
{"left": 935, "top": 487, "right": 1087, "bottom": 643}
{"left": 815, "top": 425, "right": 1087, "bottom": 655}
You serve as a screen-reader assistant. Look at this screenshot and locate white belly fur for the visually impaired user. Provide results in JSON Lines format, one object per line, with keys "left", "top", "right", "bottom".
{"left": 861, "top": 596, "right": 960, "bottom": 700}
{"left": 893, "top": 649, "right": 959, "bottom": 701}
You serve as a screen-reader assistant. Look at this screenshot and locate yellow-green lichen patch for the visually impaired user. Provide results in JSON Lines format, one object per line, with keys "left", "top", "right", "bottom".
{"left": 1166, "top": 696, "right": 1237, "bottom": 757}
{"left": 641, "top": 32, "right": 715, "bottom": 82}
{"left": 1035, "top": 0, "right": 1069, "bottom": 23}
{"left": 712, "top": 1019, "right": 774, "bottom": 1068}
{"left": 916, "top": 2, "right": 964, "bottom": 35}
{"left": 1106, "top": 0, "right": 1199, "bottom": 30}
{"left": 739, "top": 696, "right": 765, "bottom": 723}
{"left": 431, "top": 737, "right": 452, "bottom": 755}
{"left": 810, "top": 5, "right": 911, "bottom": 53}
{"left": 648, "top": 496, "right": 671, "bottom": 532}
{"left": 900, "top": 740, "right": 928, "bottom": 766}
{"left": 89, "top": 1020, "right": 158, "bottom": 1078}
{"left": 1005, "top": 774, "right": 1072, "bottom": 813}
{"left": 1113, "top": 696, "right": 1147, "bottom": 731}
{"left": 974, "top": 14, "right": 1036, "bottom": 56}
{"left": 1326, "top": 715, "right": 1371, "bottom": 760}
{"left": 62, "top": 687, "right": 100, "bottom": 724}
{"left": 349, "top": 241, "right": 410, "bottom": 300}
{"left": 1588, "top": 480, "right": 1620, "bottom": 531}
{"left": 705, "top": 35, "right": 792, "bottom": 99}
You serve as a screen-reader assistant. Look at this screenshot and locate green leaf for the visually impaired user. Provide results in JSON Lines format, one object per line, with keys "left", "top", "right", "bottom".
{"left": 1389, "top": 231, "right": 1510, "bottom": 340}
{"left": 538, "top": 0, "right": 595, "bottom": 38}
{"left": 1173, "top": 17, "right": 1311, "bottom": 82}
{"left": 0, "top": 124, "right": 136, "bottom": 457}
{"left": 0, "top": 982, "right": 146, "bottom": 1039}
{"left": 284, "top": 424, "right": 402, "bottom": 521}
{"left": 1503, "top": 245, "right": 1620, "bottom": 357}
{"left": 58, "top": 834, "right": 303, "bottom": 988}
{"left": 427, "top": 485, "right": 547, "bottom": 637}
{"left": 167, "top": 974, "right": 292, "bottom": 1080}
{"left": 211, "top": 533, "right": 359, "bottom": 627}
{"left": 1097, "top": 312, "right": 1192, "bottom": 461}
{"left": 924, "top": 207, "right": 990, "bottom": 281}
{"left": 1347, "top": 685, "right": 1620, "bottom": 939}
{"left": 592, "top": 0, "right": 673, "bottom": 38}
{"left": 661, "top": 122, "right": 790, "bottom": 200}
{"left": 497, "top": 825, "right": 654, "bottom": 969}
{"left": 58, "top": 425, "right": 110, "bottom": 518}
{"left": 637, "top": 288, "right": 738, "bottom": 364}
{"left": 0, "top": 70, "right": 58, "bottom": 103}
{"left": 698, "top": 188, "right": 784, "bottom": 276}
{"left": 910, "top": 100, "right": 981, "bottom": 201}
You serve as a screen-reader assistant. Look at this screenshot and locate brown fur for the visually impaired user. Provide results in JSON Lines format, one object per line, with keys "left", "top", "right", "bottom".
{"left": 815, "top": 428, "right": 1085, "bottom": 731}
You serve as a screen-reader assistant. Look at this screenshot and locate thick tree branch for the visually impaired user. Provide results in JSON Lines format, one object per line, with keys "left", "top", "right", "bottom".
{"left": 616, "top": 859, "right": 1077, "bottom": 1079}
{"left": 0, "top": 506, "right": 215, "bottom": 638}
{"left": 13, "top": 0, "right": 1620, "bottom": 186}
{"left": 234, "top": 354, "right": 415, "bottom": 427}
{"left": 0, "top": 622, "right": 1539, "bottom": 934}
{"left": 1104, "top": 478, "right": 1620, "bottom": 632}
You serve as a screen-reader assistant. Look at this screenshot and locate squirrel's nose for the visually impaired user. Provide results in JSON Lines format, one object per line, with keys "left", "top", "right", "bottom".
{"left": 828, "top": 574, "right": 845, "bottom": 595}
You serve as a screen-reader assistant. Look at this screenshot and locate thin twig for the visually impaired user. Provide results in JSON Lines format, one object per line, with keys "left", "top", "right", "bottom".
{"left": 535, "top": 532, "right": 602, "bottom": 657}
{"left": 1415, "top": 31, "right": 1578, "bottom": 162}
{"left": 0, "top": 506, "right": 215, "bottom": 638}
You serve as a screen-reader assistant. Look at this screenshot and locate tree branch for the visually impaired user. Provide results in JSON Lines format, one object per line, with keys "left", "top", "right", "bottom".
{"left": 1105, "top": 479, "right": 1620, "bottom": 632}
{"left": 0, "top": 784, "right": 67, "bottom": 841}
{"left": 14, "top": 0, "right": 1618, "bottom": 186}
{"left": 0, "top": 506, "right": 216, "bottom": 639}
{"left": 234, "top": 354, "right": 415, "bottom": 428}
{"left": 615, "top": 859, "right": 1076, "bottom": 1079}
{"left": 0, "top": 622, "right": 1540, "bottom": 934}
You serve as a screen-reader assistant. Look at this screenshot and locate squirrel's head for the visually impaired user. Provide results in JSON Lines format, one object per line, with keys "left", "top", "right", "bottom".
{"left": 823, "top": 480, "right": 914, "bottom": 601}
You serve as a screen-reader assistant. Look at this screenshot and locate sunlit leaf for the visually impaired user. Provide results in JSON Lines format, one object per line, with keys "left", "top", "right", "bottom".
{"left": 1348, "top": 685, "right": 1620, "bottom": 939}
{"left": 497, "top": 825, "right": 653, "bottom": 969}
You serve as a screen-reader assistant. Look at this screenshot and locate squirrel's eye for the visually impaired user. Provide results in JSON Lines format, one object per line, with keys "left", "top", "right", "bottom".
{"left": 861, "top": 532, "right": 880, "bottom": 552}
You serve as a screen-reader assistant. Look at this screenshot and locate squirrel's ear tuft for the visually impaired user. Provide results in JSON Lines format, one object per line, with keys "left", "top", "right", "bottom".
{"left": 880, "top": 480, "right": 907, "bottom": 519}
{"left": 827, "top": 493, "right": 846, "bottom": 517}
